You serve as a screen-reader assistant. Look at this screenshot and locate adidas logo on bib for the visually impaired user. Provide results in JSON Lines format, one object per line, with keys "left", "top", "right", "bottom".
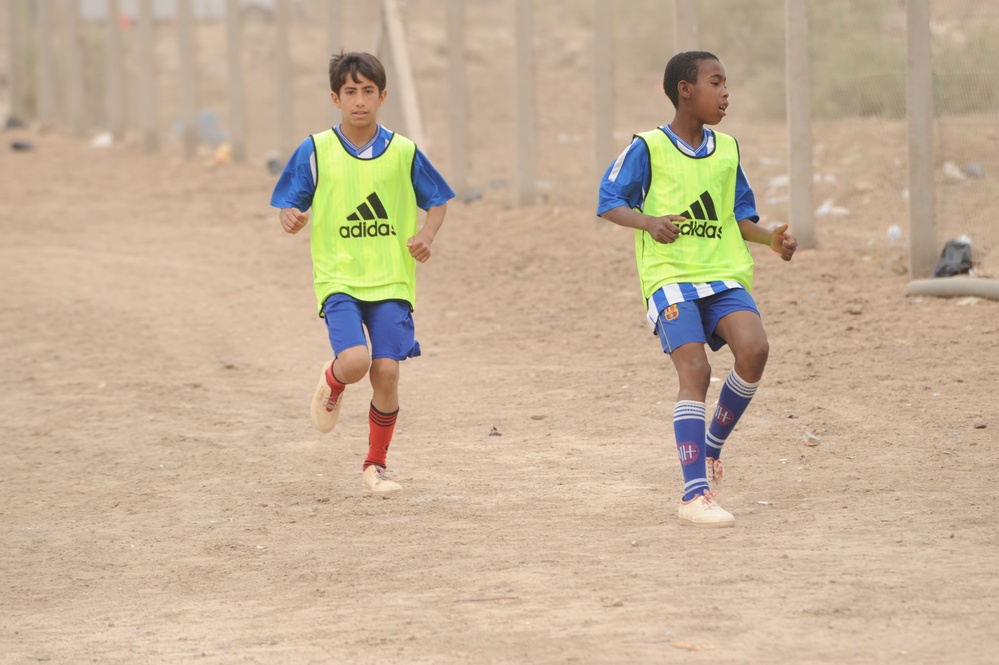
{"left": 678, "top": 191, "right": 723, "bottom": 239}
{"left": 340, "top": 192, "right": 397, "bottom": 238}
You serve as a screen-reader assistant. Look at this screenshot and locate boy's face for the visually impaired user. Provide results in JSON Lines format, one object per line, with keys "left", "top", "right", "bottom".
{"left": 679, "top": 59, "right": 729, "bottom": 125}
{"left": 331, "top": 72, "right": 387, "bottom": 132}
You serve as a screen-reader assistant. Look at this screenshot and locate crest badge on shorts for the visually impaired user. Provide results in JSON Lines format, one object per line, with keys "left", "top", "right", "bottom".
{"left": 664, "top": 304, "right": 679, "bottom": 321}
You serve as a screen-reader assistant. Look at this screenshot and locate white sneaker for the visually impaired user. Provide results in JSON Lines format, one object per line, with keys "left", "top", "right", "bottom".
{"left": 310, "top": 362, "right": 343, "bottom": 433}
{"left": 362, "top": 465, "right": 401, "bottom": 496}
{"left": 677, "top": 491, "right": 734, "bottom": 528}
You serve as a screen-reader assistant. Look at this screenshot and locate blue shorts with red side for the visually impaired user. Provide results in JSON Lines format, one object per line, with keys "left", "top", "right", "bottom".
{"left": 321, "top": 293, "right": 421, "bottom": 361}
{"left": 655, "top": 288, "right": 760, "bottom": 354}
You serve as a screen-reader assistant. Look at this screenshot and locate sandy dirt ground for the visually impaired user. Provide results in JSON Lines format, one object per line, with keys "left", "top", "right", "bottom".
{"left": 3, "top": 3, "right": 999, "bottom": 663}
{"left": 1, "top": 122, "right": 998, "bottom": 664}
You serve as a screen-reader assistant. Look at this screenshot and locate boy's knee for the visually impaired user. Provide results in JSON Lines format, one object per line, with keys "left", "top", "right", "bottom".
{"left": 369, "top": 359, "right": 400, "bottom": 388}
{"left": 677, "top": 356, "right": 712, "bottom": 395}
{"left": 336, "top": 347, "right": 371, "bottom": 383}
{"left": 735, "top": 340, "right": 769, "bottom": 381}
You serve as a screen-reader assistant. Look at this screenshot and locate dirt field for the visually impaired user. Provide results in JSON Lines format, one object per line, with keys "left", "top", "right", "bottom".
{"left": 1, "top": 117, "right": 997, "bottom": 664}
{"left": 2, "top": 2, "right": 999, "bottom": 661}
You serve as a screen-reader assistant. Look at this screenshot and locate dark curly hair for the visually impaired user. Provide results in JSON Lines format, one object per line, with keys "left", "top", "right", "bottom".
{"left": 663, "top": 51, "right": 720, "bottom": 109}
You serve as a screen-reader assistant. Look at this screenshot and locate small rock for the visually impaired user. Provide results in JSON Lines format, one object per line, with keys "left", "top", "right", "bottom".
{"left": 973, "top": 419, "right": 987, "bottom": 429}
{"left": 488, "top": 426, "right": 502, "bottom": 436}
{"left": 11, "top": 140, "right": 33, "bottom": 151}
{"left": 804, "top": 431, "right": 820, "bottom": 446}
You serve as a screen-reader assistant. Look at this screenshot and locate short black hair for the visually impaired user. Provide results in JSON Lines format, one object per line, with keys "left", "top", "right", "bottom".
{"left": 329, "top": 51, "right": 387, "bottom": 94}
{"left": 663, "top": 50, "right": 720, "bottom": 109}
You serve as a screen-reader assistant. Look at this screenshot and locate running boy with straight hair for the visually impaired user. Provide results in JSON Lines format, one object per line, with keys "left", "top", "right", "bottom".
{"left": 597, "top": 51, "right": 797, "bottom": 527}
{"left": 271, "top": 51, "right": 454, "bottom": 496}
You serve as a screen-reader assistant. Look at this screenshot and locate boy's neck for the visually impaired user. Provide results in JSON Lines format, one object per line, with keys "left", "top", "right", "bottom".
{"left": 338, "top": 122, "right": 379, "bottom": 148}
{"left": 667, "top": 114, "right": 706, "bottom": 149}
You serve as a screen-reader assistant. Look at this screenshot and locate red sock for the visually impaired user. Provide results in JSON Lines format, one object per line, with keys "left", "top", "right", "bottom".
{"left": 363, "top": 403, "right": 398, "bottom": 470}
{"left": 325, "top": 361, "right": 346, "bottom": 405}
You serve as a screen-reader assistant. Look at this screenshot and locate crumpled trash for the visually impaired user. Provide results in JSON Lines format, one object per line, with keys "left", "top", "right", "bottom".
{"left": 933, "top": 239, "right": 972, "bottom": 277}
{"left": 197, "top": 108, "right": 227, "bottom": 147}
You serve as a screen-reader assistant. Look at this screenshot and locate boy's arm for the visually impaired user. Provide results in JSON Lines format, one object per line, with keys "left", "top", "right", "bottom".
{"left": 271, "top": 137, "right": 318, "bottom": 234}
{"left": 738, "top": 219, "right": 797, "bottom": 261}
{"left": 407, "top": 203, "right": 446, "bottom": 263}
{"left": 600, "top": 206, "right": 685, "bottom": 245}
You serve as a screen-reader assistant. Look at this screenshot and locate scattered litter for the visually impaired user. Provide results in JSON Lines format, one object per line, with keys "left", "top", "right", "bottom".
{"left": 198, "top": 108, "right": 227, "bottom": 146}
{"left": 671, "top": 642, "right": 703, "bottom": 652}
{"left": 943, "top": 161, "right": 965, "bottom": 181}
{"left": 767, "top": 174, "right": 789, "bottom": 190}
{"left": 11, "top": 140, "right": 33, "bottom": 151}
{"left": 90, "top": 131, "right": 113, "bottom": 148}
{"left": 961, "top": 163, "right": 985, "bottom": 179}
{"left": 815, "top": 199, "right": 849, "bottom": 216}
{"left": 933, "top": 238, "right": 972, "bottom": 277}
{"left": 266, "top": 153, "right": 283, "bottom": 175}
{"left": 804, "top": 431, "right": 820, "bottom": 446}
{"left": 779, "top": 458, "right": 788, "bottom": 464}
{"left": 757, "top": 500, "right": 770, "bottom": 505}
{"left": 886, "top": 225, "right": 902, "bottom": 244}
{"left": 488, "top": 426, "right": 502, "bottom": 436}
{"left": 205, "top": 143, "right": 232, "bottom": 168}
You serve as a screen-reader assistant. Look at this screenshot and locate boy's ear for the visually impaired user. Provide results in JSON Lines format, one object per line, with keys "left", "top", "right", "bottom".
{"left": 378, "top": 88, "right": 388, "bottom": 106}
{"left": 677, "top": 80, "right": 691, "bottom": 100}
{"left": 331, "top": 90, "right": 341, "bottom": 108}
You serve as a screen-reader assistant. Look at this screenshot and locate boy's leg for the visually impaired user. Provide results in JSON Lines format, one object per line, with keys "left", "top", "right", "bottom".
{"left": 362, "top": 359, "right": 402, "bottom": 495}
{"left": 311, "top": 345, "right": 369, "bottom": 433}
{"left": 668, "top": 343, "right": 712, "bottom": 502}
{"left": 658, "top": 302, "right": 734, "bottom": 528}
{"left": 311, "top": 294, "right": 372, "bottom": 434}
{"left": 366, "top": 358, "right": 400, "bottom": 469}
{"left": 360, "top": 299, "right": 416, "bottom": 496}
{"left": 707, "top": 310, "right": 768, "bottom": 461}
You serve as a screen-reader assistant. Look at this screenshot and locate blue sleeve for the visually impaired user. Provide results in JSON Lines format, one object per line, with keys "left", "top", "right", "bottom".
{"left": 269, "top": 137, "right": 316, "bottom": 211}
{"left": 596, "top": 138, "right": 652, "bottom": 216}
{"left": 733, "top": 164, "right": 759, "bottom": 223}
{"left": 412, "top": 149, "right": 455, "bottom": 210}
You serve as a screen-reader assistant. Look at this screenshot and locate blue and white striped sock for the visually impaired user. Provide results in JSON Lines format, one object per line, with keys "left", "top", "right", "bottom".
{"left": 706, "top": 370, "right": 760, "bottom": 460}
{"left": 674, "top": 400, "right": 709, "bottom": 502}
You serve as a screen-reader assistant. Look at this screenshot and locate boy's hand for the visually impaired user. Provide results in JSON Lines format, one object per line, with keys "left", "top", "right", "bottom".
{"left": 770, "top": 223, "right": 797, "bottom": 261}
{"left": 646, "top": 215, "right": 684, "bottom": 244}
{"left": 407, "top": 232, "right": 433, "bottom": 263}
{"left": 280, "top": 208, "right": 309, "bottom": 234}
